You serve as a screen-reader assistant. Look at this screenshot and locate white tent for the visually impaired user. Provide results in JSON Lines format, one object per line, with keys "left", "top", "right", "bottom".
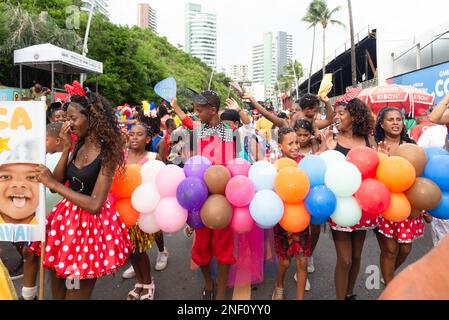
{"left": 13, "top": 43, "right": 103, "bottom": 92}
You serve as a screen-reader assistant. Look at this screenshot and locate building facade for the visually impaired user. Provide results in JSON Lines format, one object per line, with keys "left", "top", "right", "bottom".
{"left": 137, "top": 3, "right": 157, "bottom": 33}
{"left": 81, "top": 0, "right": 109, "bottom": 17}
{"left": 228, "top": 64, "right": 250, "bottom": 82}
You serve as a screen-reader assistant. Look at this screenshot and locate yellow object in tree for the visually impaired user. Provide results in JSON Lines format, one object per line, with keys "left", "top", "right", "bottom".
{"left": 318, "top": 74, "right": 333, "bottom": 99}
{"left": 0, "top": 259, "right": 18, "bottom": 300}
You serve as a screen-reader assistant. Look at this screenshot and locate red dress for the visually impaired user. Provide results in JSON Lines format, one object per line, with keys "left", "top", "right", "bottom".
{"left": 377, "top": 216, "right": 424, "bottom": 243}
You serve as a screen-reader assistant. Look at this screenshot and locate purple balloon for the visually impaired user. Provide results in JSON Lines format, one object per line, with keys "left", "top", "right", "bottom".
{"left": 183, "top": 156, "right": 212, "bottom": 179}
{"left": 176, "top": 177, "right": 209, "bottom": 211}
{"left": 187, "top": 209, "right": 205, "bottom": 229}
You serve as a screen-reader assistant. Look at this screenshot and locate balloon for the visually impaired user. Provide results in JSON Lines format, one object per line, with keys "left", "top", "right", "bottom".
{"left": 131, "top": 183, "right": 161, "bottom": 213}
{"left": 248, "top": 161, "right": 277, "bottom": 191}
{"left": 405, "top": 178, "right": 442, "bottom": 211}
{"left": 176, "top": 177, "right": 209, "bottom": 211}
{"left": 298, "top": 155, "right": 327, "bottom": 187}
{"left": 141, "top": 160, "right": 166, "bottom": 184}
{"left": 200, "top": 195, "right": 233, "bottom": 229}
{"left": 225, "top": 176, "right": 255, "bottom": 208}
{"left": 320, "top": 150, "right": 346, "bottom": 167}
{"left": 274, "top": 167, "right": 310, "bottom": 204}
{"left": 382, "top": 193, "right": 411, "bottom": 222}
{"left": 424, "top": 147, "right": 449, "bottom": 160}
{"left": 325, "top": 161, "right": 362, "bottom": 197}
{"left": 354, "top": 179, "right": 390, "bottom": 216}
{"left": 330, "top": 197, "right": 362, "bottom": 227}
{"left": 187, "top": 209, "right": 205, "bottom": 229}
{"left": 280, "top": 202, "right": 311, "bottom": 233}
{"left": 138, "top": 213, "right": 160, "bottom": 234}
{"left": 155, "top": 165, "right": 186, "bottom": 198}
{"left": 274, "top": 158, "right": 298, "bottom": 171}
{"left": 153, "top": 197, "right": 188, "bottom": 233}
{"left": 377, "top": 156, "right": 416, "bottom": 192}
{"left": 204, "top": 165, "right": 231, "bottom": 194}
{"left": 46, "top": 190, "right": 62, "bottom": 216}
{"left": 422, "top": 155, "right": 449, "bottom": 191}
{"left": 230, "top": 207, "right": 255, "bottom": 234}
{"left": 154, "top": 77, "right": 177, "bottom": 102}
{"left": 378, "top": 153, "right": 388, "bottom": 162}
{"left": 305, "top": 186, "right": 337, "bottom": 220}
{"left": 429, "top": 192, "right": 449, "bottom": 220}
{"left": 115, "top": 198, "right": 139, "bottom": 228}
{"left": 391, "top": 143, "right": 427, "bottom": 176}
{"left": 227, "top": 158, "right": 251, "bottom": 177}
{"left": 249, "top": 190, "right": 284, "bottom": 228}
{"left": 183, "top": 156, "right": 212, "bottom": 179}
{"left": 347, "top": 146, "right": 380, "bottom": 180}
{"left": 111, "top": 164, "right": 142, "bottom": 198}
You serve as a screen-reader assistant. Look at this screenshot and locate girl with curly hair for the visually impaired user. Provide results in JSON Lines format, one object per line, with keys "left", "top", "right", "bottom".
{"left": 33, "top": 87, "right": 132, "bottom": 300}
{"left": 323, "top": 92, "right": 376, "bottom": 300}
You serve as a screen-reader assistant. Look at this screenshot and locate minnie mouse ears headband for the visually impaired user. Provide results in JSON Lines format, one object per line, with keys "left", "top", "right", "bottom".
{"left": 334, "top": 86, "right": 362, "bottom": 107}
{"left": 64, "top": 81, "right": 96, "bottom": 104}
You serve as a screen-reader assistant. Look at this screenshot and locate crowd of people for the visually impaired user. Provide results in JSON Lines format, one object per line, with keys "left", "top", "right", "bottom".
{"left": 1, "top": 80, "right": 449, "bottom": 301}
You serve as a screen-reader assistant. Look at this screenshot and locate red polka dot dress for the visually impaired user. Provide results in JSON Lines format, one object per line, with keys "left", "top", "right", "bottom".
{"left": 377, "top": 215, "right": 424, "bottom": 243}
{"left": 329, "top": 214, "right": 379, "bottom": 233}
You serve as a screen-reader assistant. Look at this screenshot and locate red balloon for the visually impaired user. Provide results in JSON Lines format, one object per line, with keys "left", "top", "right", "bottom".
{"left": 355, "top": 179, "right": 391, "bottom": 217}
{"left": 347, "top": 147, "right": 380, "bottom": 180}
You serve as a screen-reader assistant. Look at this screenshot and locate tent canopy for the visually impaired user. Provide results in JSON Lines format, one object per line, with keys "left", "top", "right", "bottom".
{"left": 14, "top": 43, "right": 103, "bottom": 75}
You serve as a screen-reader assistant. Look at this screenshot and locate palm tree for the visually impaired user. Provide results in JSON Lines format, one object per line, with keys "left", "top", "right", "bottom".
{"left": 347, "top": 0, "right": 357, "bottom": 87}
{"left": 302, "top": 0, "right": 323, "bottom": 93}
{"left": 315, "top": 0, "right": 345, "bottom": 79}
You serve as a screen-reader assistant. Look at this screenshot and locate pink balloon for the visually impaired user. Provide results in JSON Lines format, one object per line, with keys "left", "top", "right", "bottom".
{"left": 153, "top": 197, "right": 188, "bottom": 233}
{"left": 231, "top": 207, "right": 255, "bottom": 234}
{"left": 155, "top": 165, "right": 186, "bottom": 198}
{"left": 227, "top": 158, "right": 251, "bottom": 177}
{"left": 225, "top": 175, "right": 255, "bottom": 208}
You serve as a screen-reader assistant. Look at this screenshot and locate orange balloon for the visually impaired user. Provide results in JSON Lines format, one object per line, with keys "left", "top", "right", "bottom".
{"left": 115, "top": 198, "right": 139, "bottom": 228}
{"left": 376, "top": 156, "right": 416, "bottom": 192}
{"left": 378, "top": 152, "right": 388, "bottom": 162}
{"left": 274, "top": 167, "right": 310, "bottom": 204}
{"left": 382, "top": 192, "right": 411, "bottom": 223}
{"left": 111, "top": 164, "right": 142, "bottom": 198}
{"left": 279, "top": 202, "right": 311, "bottom": 233}
{"left": 274, "top": 158, "right": 298, "bottom": 172}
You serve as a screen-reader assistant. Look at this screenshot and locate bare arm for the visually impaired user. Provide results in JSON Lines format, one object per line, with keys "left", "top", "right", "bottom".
{"left": 242, "top": 94, "right": 287, "bottom": 128}
{"left": 157, "top": 139, "right": 167, "bottom": 163}
{"left": 429, "top": 93, "right": 449, "bottom": 125}
{"left": 226, "top": 98, "right": 251, "bottom": 125}
{"left": 315, "top": 96, "right": 334, "bottom": 130}
{"left": 170, "top": 98, "right": 187, "bottom": 121}
{"left": 53, "top": 122, "right": 72, "bottom": 184}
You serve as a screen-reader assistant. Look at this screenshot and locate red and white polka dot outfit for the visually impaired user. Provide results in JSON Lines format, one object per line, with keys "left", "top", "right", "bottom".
{"left": 329, "top": 214, "right": 379, "bottom": 233}
{"left": 377, "top": 215, "right": 424, "bottom": 243}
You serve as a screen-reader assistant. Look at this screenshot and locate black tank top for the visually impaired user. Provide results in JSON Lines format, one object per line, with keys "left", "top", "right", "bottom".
{"left": 335, "top": 136, "right": 371, "bottom": 156}
{"left": 67, "top": 143, "right": 101, "bottom": 196}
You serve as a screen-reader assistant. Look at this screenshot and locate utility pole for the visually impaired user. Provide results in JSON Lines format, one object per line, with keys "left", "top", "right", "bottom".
{"left": 291, "top": 59, "right": 299, "bottom": 101}
{"left": 348, "top": 0, "right": 357, "bottom": 87}
{"left": 208, "top": 69, "right": 214, "bottom": 91}
{"left": 80, "top": 0, "right": 96, "bottom": 86}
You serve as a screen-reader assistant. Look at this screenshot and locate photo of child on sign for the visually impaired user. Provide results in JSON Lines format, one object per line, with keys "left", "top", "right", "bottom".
{"left": 0, "top": 101, "right": 46, "bottom": 242}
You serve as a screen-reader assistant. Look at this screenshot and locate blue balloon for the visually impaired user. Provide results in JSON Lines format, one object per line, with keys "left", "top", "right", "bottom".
{"left": 248, "top": 161, "right": 277, "bottom": 191}
{"left": 424, "top": 147, "right": 449, "bottom": 160}
{"left": 423, "top": 155, "right": 449, "bottom": 191}
{"left": 305, "top": 185, "right": 337, "bottom": 220}
{"left": 154, "top": 77, "right": 177, "bottom": 102}
{"left": 249, "top": 190, "right": 284, "bottom": 228}
{"left": 310, "top": 216, "right": 328, "bottom": 226}
{"left": 429, "top": 192, "right": 449, "bottom": 220}
{"left": 298, "top": 155, "right": 327, "bottom": 187}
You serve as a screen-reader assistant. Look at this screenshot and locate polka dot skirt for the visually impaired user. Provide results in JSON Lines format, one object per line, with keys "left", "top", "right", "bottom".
{"left": 377, "top": 215, "right": 425, "bottom": 243}
{"left": 31, "top": 199, "right": 132, "bottom": 280}
{"left": 329, "top": 213, "right": 379, "bottom": 233}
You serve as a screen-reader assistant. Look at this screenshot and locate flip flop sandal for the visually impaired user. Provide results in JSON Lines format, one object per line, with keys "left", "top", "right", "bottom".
{"left": 127, "top": 283, "right": 143, "bottom": 300}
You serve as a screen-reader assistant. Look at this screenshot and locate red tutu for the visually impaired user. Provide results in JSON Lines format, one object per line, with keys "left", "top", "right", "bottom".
{"left": 329, "top": 214, "right": 379, "bottom": 233}
{"left": 31, "top": 199, "right": 132, "bottom": 280}
{"left": 377, "top": 215, "right": 424, "bottom": 243}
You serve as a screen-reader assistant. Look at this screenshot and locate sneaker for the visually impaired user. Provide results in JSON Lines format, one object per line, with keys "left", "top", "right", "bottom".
{"left": 307, "top": 256, "right": 315, "bottom": 273}
{"left": 155, "top": 247, "right": 168, "bottom": 271}
{"left": 183, "top": 226, "right": 193, "bottom": 238}
{"left": 122, "top": 266, "right": 136, "bottom": 279}
{"left": 294, "top": 273, "right": 311, "bottom": 292}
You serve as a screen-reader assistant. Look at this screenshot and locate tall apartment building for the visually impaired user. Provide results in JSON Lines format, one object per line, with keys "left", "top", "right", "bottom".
{"left": 185, "top": 3, "right": 217, "bottom": 70}
{"left": 81, "top": 0, "right": 109, "bottom": 17}
{"left": 228, "top": 64, "right": 250, "bottom": 82}
{"left": 137, "top": 3, "right": 157, "bottom": 33}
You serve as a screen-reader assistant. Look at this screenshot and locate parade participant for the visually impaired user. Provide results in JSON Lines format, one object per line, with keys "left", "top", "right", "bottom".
{"left": 410, "top": 108, "right": 436, "bottom": 142}
{"left": 324, "top": 88, "right": 377, "bottom": 300}
{"left": 171, "top": 91, "right": 236, "bottom": 300}
{"left": 47, "top": 102, "right": 67, "bottom": 124}
{"left": 429, "top": 92, "right": 449, "bottom": 150}
{"left": 32, "top": 86, "right": 132, "bottom": 300}
{"left": 272, "top": 127, "right": 312, "bottom": 300}
{"left": 374, "top": 107, "right": 426, "bottom": 286}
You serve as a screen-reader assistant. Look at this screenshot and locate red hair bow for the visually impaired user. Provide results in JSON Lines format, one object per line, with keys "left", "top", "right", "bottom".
{"left": 64, "top": 81, "right": 85, "bottom": 96}
{"left": 334, "top": 86, "right": 362, "bottom": 107}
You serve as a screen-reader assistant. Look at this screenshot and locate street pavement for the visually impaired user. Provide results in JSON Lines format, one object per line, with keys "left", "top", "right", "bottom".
{"left": 0, "top": 224, "right": 434, "bottom": 300}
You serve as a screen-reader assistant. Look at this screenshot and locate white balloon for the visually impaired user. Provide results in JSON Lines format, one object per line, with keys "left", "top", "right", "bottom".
{"left": 138, "top": 213, "right": 160, "bottom": 234}
{"left": 325, "top": 161, "right": 362, "bottom": 197}
{"left": 417, "top": 125, "right": 447, "bottom": 148}
{"left": 320, "top": 150, "right": 346, "bottom": 168}
{"left": 331, "top": 197, "right": 362, "bottom": 227}
{"left": 131, "top": 183, "right": 161, "bottom": 213}
{"left": 141, "top": 160, "right": 166, "bottom": 184}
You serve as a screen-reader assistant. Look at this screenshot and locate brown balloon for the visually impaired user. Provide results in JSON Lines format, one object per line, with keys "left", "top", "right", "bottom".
{"left": 392, "top": 143, "right": 427, "bottom": 176}
{"left": 200, "top": 194, "right": 233, "bottom": 229}
{"left": 405, "top": 178, "right": 442, "bottom": 211}
{"left": 204, "top": 165, "right": 231, "bottom": 195}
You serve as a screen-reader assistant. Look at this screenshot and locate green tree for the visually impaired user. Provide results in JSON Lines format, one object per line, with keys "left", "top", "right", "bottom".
{"left": 277, "top": 60, "right": 303, "bottom": 93}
